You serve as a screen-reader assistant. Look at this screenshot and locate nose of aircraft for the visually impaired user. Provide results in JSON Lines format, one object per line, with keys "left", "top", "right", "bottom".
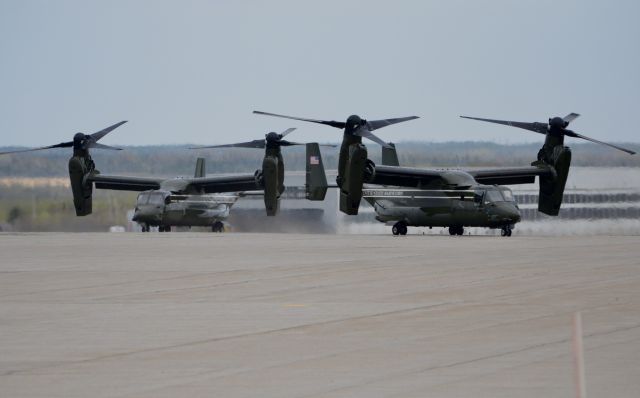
{"left": 131, "top": 208, "right": 143, "bottom": 222}
{"left": 492, "top": 202, "right": 521, "bottom": 224}
{"left": 132, "top": 206, "right": 161, "bottom": 223}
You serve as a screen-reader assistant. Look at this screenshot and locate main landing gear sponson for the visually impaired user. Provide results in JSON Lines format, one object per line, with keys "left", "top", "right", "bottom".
{"left": 448, "top": 226, "right": 464, "bottom": 236}
{"left": 392, "top": 221, "right": 408, "bottom": 236}
{"left": 501, "top": 225, "right": 512, "bottom": 237}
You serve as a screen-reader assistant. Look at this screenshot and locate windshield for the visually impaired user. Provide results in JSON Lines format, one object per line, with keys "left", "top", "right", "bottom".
{"left": 148, "top": 192, "right": 166, "bottom": 205}
{"left": 136, "top": 192, "right": 150, "bottom": 204}
{"left": 485, "top": 189, "right": 504, "bottom": 203}
{"left": 501, "top": 189, "right": 515, "bottom": 202}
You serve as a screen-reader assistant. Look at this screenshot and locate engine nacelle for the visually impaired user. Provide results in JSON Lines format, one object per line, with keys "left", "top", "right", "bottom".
{"left": 538, "top": 145, "right": 571, "bottom": 216}
{"left": 262, "top": 155, "right": 280, "bottom": 216}
{"left": 339, "top": 143, "right": 368, "bottom": 215}
{"left": 68, "top": 156, "right": 93, "bottom": 216}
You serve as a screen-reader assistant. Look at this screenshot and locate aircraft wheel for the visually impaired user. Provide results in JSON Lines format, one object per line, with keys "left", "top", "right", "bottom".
{"left": 212, "top": 221, "right": 224, "bottom": 233}
{"left": 392, "top": 221, "right": 407, "bottom": 236}
{"left": 158, "top": 226, "right": 165, "bottom": 232}
{"left": 449, "top": 226, "right": 463, "bottom": 236}
{"left": 165, "top": 226, "right": 171, "bottom": 232}
{"left": 501, "top": 226, "right": 511, "bottom": 237}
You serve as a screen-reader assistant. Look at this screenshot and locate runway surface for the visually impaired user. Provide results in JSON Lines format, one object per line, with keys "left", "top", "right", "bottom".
{"left": 1, "top": 233, "right": 639, "bottom": 397}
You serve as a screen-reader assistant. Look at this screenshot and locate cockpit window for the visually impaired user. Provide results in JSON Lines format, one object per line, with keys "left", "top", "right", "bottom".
{"left": 148, "top": 192, "right": 166, "bottom": 205}
{"left": 485, "top": 190, "right": 504, "bottom": 203}
{"left": 137, "top": 192, "right": 150, "bottom": 204}
{"left": 501, "top": 189, "right": 514, "bottom": 202}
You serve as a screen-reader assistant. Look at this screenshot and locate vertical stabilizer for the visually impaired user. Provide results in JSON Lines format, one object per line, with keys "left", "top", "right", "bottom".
{"left": 305, "top": 143, "right": 328, "bottom": 201}
{"left": 382, "top": 142, "right": 400, "bottom": 166}
{"left": 194, "top": 157, "right": 206, "bottom": 178}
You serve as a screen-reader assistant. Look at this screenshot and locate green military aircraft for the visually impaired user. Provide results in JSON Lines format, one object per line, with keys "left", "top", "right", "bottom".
{"left": 0, "top": 121, "right": 322, "bottom": 232}
{"left": 260, "top": 111, "right": 635, "bottom": 236}
{"left": 131, "top": 157, "right": 254, "bottom": 232}
{"left": 361, "top": 144, "right": 521, "bottom": 236}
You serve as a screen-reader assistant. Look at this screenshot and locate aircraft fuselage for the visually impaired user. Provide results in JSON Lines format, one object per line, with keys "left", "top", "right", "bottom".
{"left": 132, "top": 190, "right": 237, "bottom": 229}
{"left": 363, "top": 185, "right": 520, "bottom": 229}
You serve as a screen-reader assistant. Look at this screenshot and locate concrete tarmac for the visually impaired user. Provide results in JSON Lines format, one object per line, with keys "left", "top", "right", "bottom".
{"left": 1, "top": 233, "right": 639, "bottom": 397}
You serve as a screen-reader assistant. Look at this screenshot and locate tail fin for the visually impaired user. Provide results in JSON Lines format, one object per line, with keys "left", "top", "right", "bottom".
{"left": 382, "top": 142, "right": 399, "bottom": 166}
{"left": 305, "top": 143, "right": 328, "bottom": 201}
{"left": 194, "top": 157, "right": 206, "bottom": 178}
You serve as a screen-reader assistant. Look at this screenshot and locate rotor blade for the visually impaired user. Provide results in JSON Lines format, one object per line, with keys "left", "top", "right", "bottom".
{"left": 563, "top": 113, "right": 580, "bottom": 124}
{"left": 0, "top": 141, "right": 73, "bottom": 155}
{"left": 279, "top": 140, "right": 305, "bottom": 146}
{"left": 190, "top": 139, "right": 266, "bottom": 149}
{"left": 366, "top": 116, "right": 419, "bottom": 131}
{"left": 280, "top": 127, "right": 297, "bottom": 137}
{"left": 89, "top": 120, "right": 128, "bottom": 141}
{"left": 88, "top": 142, "right": 123, "bottom": 151}
{"left": 565, "top": 130, "right": 636, "bottom": 155}
{"left": 253, "top": 111, "right": 346, "bottom": 129}
{"left": 358, "top": 129, "right": 392, "bottom": 148}
{"left": 277, "top": 141, "right": 337, "bottom": 148}
{"left": 460, "top": 116, "right": 548, "bottom": 134}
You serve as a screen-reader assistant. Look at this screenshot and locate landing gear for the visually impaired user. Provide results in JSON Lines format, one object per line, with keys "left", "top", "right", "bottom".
{"left": 141, "top": 224, "right": 150, "bottom": 232}
{"left": 211, "top": 221, "right": 224, "bottom": 233}
{"left": 501, "top": 225, "right": 512, "bottom": 237}
{"left": 159, "top": 225, "right": 172, "bottom": 232}
{"left": 392, "top": 221, "right": 408, "bottom": 236}
{"left": 448, "top": 226, "right": 464, "bottom": 236}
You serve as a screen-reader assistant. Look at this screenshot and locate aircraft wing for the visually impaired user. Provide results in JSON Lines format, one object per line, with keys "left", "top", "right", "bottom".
{"left": 369, "top": 164, "right": 554, "bottom": 188}
{"left": 467, "top": 165, "right": 554, "bottom": 185}
{"left": 187, "top": 174, "right": 260, "bottom": 193}
{"left": 88, "top": 174, "right": 163, "bottom": 191}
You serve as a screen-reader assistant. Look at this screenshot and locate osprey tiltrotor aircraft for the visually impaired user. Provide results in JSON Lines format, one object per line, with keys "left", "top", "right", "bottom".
{"left": 360, "top": 143, "right": 521, "bottom": 236}
{"left": 0, "top": 121, "right": 325, "bottom": 232}
{"left": 259, "top": 110, "right": 635, "bottom": 236}
{"left": 131, "top": 157, "right": 248, "bottom": 232}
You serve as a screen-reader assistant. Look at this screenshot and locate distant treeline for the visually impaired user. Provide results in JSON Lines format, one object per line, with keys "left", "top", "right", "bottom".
{"left": 1, "top": 141, "right": 638, "bottom": 177}
{"left": 0, "top": 184, "right": 136, "bottom": 231}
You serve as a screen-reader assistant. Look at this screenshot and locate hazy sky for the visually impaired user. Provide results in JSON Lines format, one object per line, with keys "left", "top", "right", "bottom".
{"left": 1, "top": 0, "right": 639, "bottom": 148}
